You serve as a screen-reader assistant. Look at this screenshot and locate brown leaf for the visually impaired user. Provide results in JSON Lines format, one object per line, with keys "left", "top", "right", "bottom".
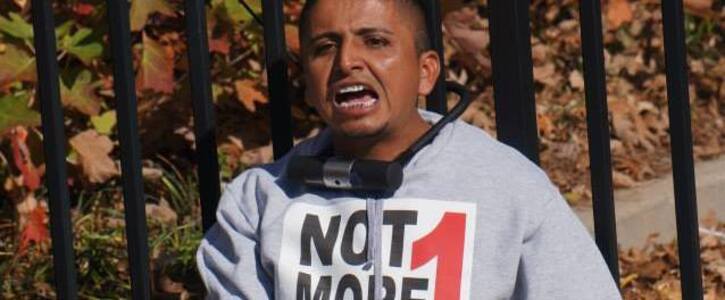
{"left": 158, "top": 275, "right": 185, "bottom": 294}
{"left": 130, "top": 0, "right": 175, "bottom": 32}
{"left": 12, "top": 0, "right": 28, "bottom": 9}
{"left": 0, "top": 44, "right": 35, "bottom": 90}
{"left": 241, "top": 144, "right": 273, "bottom": 166}
{"left": 136, "top": 34, "right": 175, "bottom": 94}
{"left": 612, "top": 170, "right": 637, "bottom": 188}
{"left": 568, "top": 70, "right": 585, "bottom": 90}
{"left": 145, "top": 198, "right": 177, "bottom": 225}
{"left": 533, "top": 63, "right": 559, "bottom": 86}
{"left": 440, "top": 0, "right": 467, "bottom": 16}
{"left": 285, "top": 25, "right": 300, "bottom": 55}
{"left": 69, "top": 130, "right": 118, "bottom": 183}
{"left": 606, "top": 0, "right": 633, "bottom": 30}
{"left": 444, "top": 7, "right": 490, "bottom": 68}
{"left": 639, "top": 259, "right": 668, "bottom": 280}
{"left": 234, "top": 79, "right": 267, "bottom": 112}
{"left": 684, "top": 0, "right": 713, "bottom": 17}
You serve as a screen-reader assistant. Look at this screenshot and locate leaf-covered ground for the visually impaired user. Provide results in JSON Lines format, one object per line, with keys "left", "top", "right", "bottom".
{"left": 0, "top": 0, "right": 723, "bottom": 298}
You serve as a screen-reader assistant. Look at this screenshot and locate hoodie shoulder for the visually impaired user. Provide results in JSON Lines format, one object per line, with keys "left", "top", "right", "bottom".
{"left": 437, "top": 120, "right": 560, "bottom": 208}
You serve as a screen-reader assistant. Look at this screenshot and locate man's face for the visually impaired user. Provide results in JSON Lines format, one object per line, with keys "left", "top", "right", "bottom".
{"left": 301, "top": 0, "right": 439, "bottom": 140}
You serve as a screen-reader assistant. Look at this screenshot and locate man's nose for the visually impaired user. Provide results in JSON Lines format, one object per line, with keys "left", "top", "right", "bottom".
{"left": 335, "top": 41, "right": 363, "bottom": 75}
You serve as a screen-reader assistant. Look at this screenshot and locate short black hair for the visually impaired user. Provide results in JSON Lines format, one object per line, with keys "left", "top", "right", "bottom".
{"left": 298, "top": 0, "right": 431, "bottom": 54}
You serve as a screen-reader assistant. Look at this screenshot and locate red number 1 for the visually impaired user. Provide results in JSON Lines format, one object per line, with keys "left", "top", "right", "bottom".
{"left": 411, "top": 212, "right": 467, "bottom": 300}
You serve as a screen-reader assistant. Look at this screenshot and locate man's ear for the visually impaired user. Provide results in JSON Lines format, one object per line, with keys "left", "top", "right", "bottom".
{"left": 418, "top": 50, "right": 441, "bottom": 96}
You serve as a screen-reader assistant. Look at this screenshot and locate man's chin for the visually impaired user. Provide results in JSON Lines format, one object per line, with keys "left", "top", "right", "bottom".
{"left": 334, "top": 123, "right": 388, "bottom": 140}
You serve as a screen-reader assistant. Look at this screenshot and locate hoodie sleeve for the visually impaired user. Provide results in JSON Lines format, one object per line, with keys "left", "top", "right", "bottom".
{"left": 196, "top": 172, "right": 274, "bottom": 299}
{"left": 511, "top": 192, "right": 622, "bottom": 300}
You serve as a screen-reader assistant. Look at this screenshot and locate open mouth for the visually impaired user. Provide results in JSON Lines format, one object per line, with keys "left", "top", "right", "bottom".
{"left": 333, "top": 84, "right": 379, "bottom": 109}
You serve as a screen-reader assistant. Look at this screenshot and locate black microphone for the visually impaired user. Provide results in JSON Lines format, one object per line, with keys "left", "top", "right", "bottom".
{"left": 286, "top": 82, "right": 471, "bottom": 192}
{"left": 287, "top": 156, "right": 403, "bottom": 191}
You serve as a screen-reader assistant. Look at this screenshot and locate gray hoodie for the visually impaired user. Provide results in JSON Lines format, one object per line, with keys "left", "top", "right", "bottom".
{"left": 196, "top": 111, "right": 622, "bottom": 299}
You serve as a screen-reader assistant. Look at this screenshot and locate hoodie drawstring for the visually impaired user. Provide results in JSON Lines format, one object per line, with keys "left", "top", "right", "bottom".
{"left": 365, "top": 198, "right": 384, "bottom": 300}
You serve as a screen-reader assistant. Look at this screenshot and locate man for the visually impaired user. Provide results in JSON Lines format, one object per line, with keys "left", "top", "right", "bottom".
{"left": 197, "top": 0, "right": 621, "bottom": 299}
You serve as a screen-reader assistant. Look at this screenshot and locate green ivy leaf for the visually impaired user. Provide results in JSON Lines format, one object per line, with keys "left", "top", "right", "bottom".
{"left": 60, "top": 70, "right": 102, "bottom": 116}
{"left": 0, "top": 94, "right": 40, "bottom": 134}
{"left": 0, "top": 44, "right": 36, "bottom": 89}
{"left": 60, "top": 28, "right": 103, "bottom": 65}
{"left": 91, "top": 111, "right": 117, "bottom": 135}
{"left": 55, "top": 20, "right": 74, "bottom": 38}
{"left": 0, "top": 12, "right": 33, "bottom": 40}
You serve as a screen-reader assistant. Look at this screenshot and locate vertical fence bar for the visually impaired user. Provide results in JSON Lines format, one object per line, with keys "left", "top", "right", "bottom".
{"left": 184, "top": 0, "right": 221, "bottom": 233}
{"left": 106, "top": 0, "right": 151, "bottom": 298}
{"left": 422, "top": 0, "right": 447, "bottom": 114}
{"left": 30, "top": 1, "right": 79, "bottom": 298}
{"left": 660, "top": 0, "right": 703, "bottom": 298}
{"left": 262, "top": 0, "right": 294, "bottom": 159}
{"left": 578, "top": 0, "right": 620, "bottom": 285}
{"left": 488, "top": 0, "right": 539, "bottom": 164}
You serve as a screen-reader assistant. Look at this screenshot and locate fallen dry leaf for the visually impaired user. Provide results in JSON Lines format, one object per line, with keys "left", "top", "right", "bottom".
{"left": 234, "top": 79, "right": 267, "bottom": 112}
{"left": 61, "top": 70, "right": 102, "bottom": 116}
{"left": 285, "top": 25, "right": 300, "bottom": 55}
{"left": 209, "top": 35, "right": 231, "bottom": 55}
{"left": 73, "top": 3, "right": 94, "bottom": 16}
{"left": 606, "top": 0, "right": 633, "bottom": 30}
{"left": 130, "top": 0, "right": 175, "bottom": 32}
{"left": 69, "top": 130, "right": 119, "bottom": 183}
{"left": 18, "top": 204, "right": 49, "bottom": 254}
{"left": 444, "top": 7, "right": 490, "bottom": 69}
{"left": 10, "top": 126, "right": 40, "bottom": 191}
{"left": 136, "top": 33, "right": 175, "bottom": 94}
{"left": 145, "top": 198, "right": 177, "bottom": 225}
{"left": 612, "top": 170, "right": 637, "bottom": 188}
{"left": 241, "top": 144, "right": 273, "bottom": 166}
{"left": 684, "top": 0, "right": 713, "bottom": 17}
{"left": 568, "top": 70, "right": 585, "bottom": 90}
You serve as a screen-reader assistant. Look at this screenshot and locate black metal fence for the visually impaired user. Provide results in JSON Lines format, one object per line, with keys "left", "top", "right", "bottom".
{"left": 30, "top": 0, "right": 703, "bottom": 299}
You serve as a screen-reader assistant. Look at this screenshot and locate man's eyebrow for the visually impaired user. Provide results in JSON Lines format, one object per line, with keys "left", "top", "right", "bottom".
{"left": 354, "top": 27, "right": 394, "bottom": 36}
{"left": 307, "top": 27, "right": 393, "bottom": 45}
{"left": 308, "top": 32, "right": 339, "bottom": 44}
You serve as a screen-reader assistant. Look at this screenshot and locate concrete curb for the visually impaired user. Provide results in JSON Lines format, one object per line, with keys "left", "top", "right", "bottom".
{"left": 574, "top": 156, "right": 725, "bottom": 248}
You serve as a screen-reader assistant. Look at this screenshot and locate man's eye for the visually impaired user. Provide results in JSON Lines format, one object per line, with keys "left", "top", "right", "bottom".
{"left": 366, "top": 36, "right": 389, "bottom": 48}
{"left": 313, "top": 43, "right": 335, "bottom": 55}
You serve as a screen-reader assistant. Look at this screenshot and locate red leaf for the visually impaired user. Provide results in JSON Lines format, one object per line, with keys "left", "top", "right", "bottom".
{"left": 10, "top": 127, "right": 40, "bottom": 191}
{"left": 18, "top": 205, "right": 49, "bottom": 254}
{"left": 73, "top": 3, "right": 94, "bottom": 16}
{"left": 209, "top": 36, "right": 230, "bottom": 55}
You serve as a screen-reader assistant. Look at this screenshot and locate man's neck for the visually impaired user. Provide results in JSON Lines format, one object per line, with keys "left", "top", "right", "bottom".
{"left": 331, "top": 115, "right": 431, "bottom": 161}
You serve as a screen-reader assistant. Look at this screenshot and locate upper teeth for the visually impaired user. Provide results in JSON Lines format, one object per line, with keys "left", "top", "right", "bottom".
{"left": 338, "top": 85, "right": 366, "bottom": 94}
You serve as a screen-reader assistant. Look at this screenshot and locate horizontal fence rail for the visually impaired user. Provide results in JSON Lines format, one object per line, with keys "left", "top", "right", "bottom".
{"left": 578, "top": 0, "right": 620, "bottom": 284}
{"left": 30, "top": 0, "right": 79, "bottom": 298}
{"left": 106, "top": 0, "right": 151, "bottom": 298}
{"left": 661, "top": 0, "right": 704, "bottom": 298}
